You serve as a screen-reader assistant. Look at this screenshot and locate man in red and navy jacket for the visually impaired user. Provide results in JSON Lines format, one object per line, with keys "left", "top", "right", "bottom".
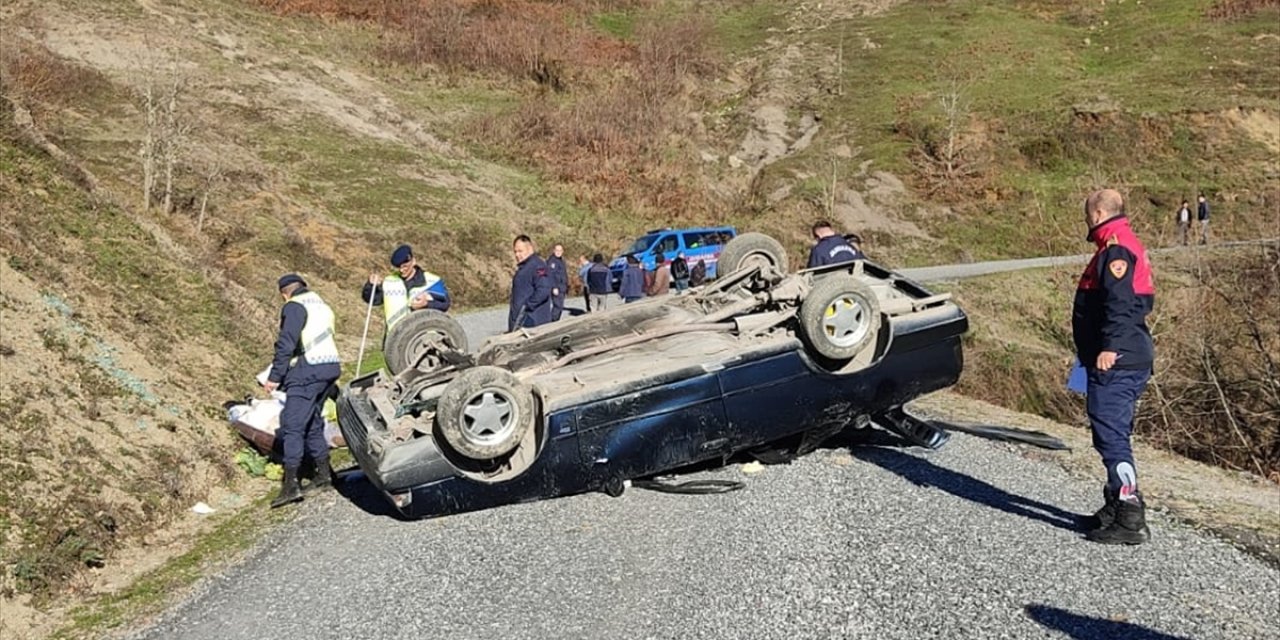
{"left": 1072, "top": 189, "right": 1155, "bottom": 545}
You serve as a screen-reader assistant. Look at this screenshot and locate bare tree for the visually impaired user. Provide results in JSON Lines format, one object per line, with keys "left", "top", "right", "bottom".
{"left": 196, "top": 161, "right": 224, "bottom": 232}
{"left": 160, "top": 75, "right": 190, "bottom": 214}
{"left": 134, "top": 49, "right": 189, "bottom": 213}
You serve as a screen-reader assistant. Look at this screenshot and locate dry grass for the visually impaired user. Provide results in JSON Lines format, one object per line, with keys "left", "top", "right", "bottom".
{"left": 1206, "top": 0, "right": 1280, "bottom": 20}
{"left": 0, "top": 39, "right": 116, "bottom": 117}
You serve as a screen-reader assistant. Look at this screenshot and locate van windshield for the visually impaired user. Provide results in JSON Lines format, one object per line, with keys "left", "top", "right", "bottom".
{"left": 624, "top": 234, "right": 658, "bottom": 256}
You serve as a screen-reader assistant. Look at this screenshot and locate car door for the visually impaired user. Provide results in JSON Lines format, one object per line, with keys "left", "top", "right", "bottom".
{"left": 718, "top": 349, "right": 859, "bottom": 449}
{"left": 576, "top": 371, "right": 730, "bottom": 483}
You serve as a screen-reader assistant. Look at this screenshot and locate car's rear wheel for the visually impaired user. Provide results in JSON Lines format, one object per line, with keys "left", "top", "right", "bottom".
{"left": 384, "top": 310, "right": 469, "bottom": 375}
{"left": 716, "top": 232, "right": 788, "bottom": 277}
{"left": 799, "top": 274, "right": 881, "bottom": 361}
{"left": 436, "top": 366, "right": 535, "bottom": 460}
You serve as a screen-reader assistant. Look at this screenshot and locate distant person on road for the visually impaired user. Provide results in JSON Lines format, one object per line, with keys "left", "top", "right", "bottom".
{"left": 361, "top": 244, "right": 451, "bottom": 332}
{"left": 670, "top": 252, "right": 691, "bottom": 293}
{"left": 648, "top": 253, "right": 672, "bottom": 296}
{"left": 585, "top": 253, "right": 613, "bottom": 311}
{"left": 1072, "top": 188, "right": 1156, "bottom": 545}
{"left": 577, "top": 255, "right": 592, "bottom": 312}
{"left": 1197, "top": 193, "right": 1211, "bottom": 245}
{"left": 546, "top": 243, "right": 569, "bottom": 321}
{"left": 807, "top": 220, "right": 864, "bottom": 268}
{"left": 1175, "top": 200, "right": 1192, "bottom": 246}
{"left": 619, "top": 254, "right": 645, "bottom": 303}
{"left": 690, "top": 259, "right": 707, "bottom": 287}
{"left": 265, "top": 274, "right": 341, "bottom": 509}
{"left": 508, "top": 235, "right": 554, "bottom": 331}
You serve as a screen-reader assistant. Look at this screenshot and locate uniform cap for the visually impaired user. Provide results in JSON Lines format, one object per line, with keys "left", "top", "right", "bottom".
{"left": 277, "top": 273, "right": 306, "bottom": 290}
{"left": 390, "top": 244, "right": 414, "bottom": 267}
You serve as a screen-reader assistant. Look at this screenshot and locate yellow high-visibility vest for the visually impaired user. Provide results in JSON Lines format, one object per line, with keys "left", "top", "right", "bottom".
{"left": 288, "top": 291, "right": 339, "bottom": 365}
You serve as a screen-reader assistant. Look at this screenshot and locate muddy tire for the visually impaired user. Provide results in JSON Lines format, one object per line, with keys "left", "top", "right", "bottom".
{"left": 384, "top": 310, "right": 469, "bottom": 375}
{"left": 799, "top": 274, "right": 881, "bottom": 361}
{"left": 716, "top": 232, "right": 788, "bottom": 278}
{"left": 436, "top": 366, "right": 535, "bottom": 460}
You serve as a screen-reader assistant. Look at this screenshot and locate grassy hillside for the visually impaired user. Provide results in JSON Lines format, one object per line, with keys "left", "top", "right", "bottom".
{"left": 0, "top": 0, "right": 1276, "bottom": 630}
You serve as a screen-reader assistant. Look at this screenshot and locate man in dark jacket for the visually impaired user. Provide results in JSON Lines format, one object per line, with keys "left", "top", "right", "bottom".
{"left": 1196, "top": 193, "right": 1211, "bottom": 245}
{"left": 1072, "top": 189, "right": 1156, "bottom": 545}
{"left": 361, "top": 244, "right": 451, "bottom": 332}
{"left": 619, "top": 254, "right": 645, "bottom": 303}
{"left": 265, "top": 274, "right": 341, "bottom": 508}
{"left": 508, "top": 235, "right": 554, "bottom": 331}
{"left": 807, "top": 221, "right": 864, "bottom": 268}
{"left": 546, "top": 243, "right": 569, "bottom": 321}
{"left": 585, "top": 253, "right": 613, "bottom": 311}
{"left": 670, "top": 252, "right": 691, "bottom": 292}
{"left": 690, "top": 259, "right": 707, "bottom": 287}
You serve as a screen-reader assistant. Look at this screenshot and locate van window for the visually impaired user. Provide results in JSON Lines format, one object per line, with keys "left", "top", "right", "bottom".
{"left": 654, "top": 235, "right": 679, "bottom": 255}
{"left": 624, "top": 234, "right": 658, "bottom": 256}
{"left": 682, "top": 231, "right": 724, "bottom": 250}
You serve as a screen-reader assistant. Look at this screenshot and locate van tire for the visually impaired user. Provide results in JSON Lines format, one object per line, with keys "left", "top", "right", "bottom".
{"left": 716, "top": 232, "right": 788, "bottom": 277}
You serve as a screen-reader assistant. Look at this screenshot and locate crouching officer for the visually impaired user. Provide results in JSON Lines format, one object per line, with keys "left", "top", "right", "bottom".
{"left": 265, "top": 274, "right": 341, "bottom": 508}
{"left": 807, "top": 220, "right": 864, "bottom": 268}
{"left": 362, "top": 244, "right": 451, "bottom": 333}
{"left": 1073, "top": 189, "right": 1156, "bottom": 544}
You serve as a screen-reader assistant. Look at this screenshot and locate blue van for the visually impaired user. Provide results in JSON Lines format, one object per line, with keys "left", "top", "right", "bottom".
{"left": 610, "top": 226, "right": 737, "bottom": 288}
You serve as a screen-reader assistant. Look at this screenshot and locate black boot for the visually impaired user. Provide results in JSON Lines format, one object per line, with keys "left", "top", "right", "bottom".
{"left": 270, "top": 466, "right": 303, "bottom": 509}
{"left": 1079, "top": 486, "right": 1118, "bottom": 532}
{"left": 305, "top": 457, "right": 333, "bottom": 494}
{"left": 1086, "top": 495, "right": 1151, "bottom": 545}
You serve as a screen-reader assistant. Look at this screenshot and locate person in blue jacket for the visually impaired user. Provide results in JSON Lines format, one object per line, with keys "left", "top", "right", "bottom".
{"left": 361, "top": 244, "right": 451, "bottom": 333}
{"left": 508, "top": 235, "right": 554, "bottom": 331}
{"left": 807, "top": 221, "right": 864, "bottom": 268}
{"left": 546, "top": 243, "right": 569, "bottom": 321}
{"left": 619, "top": 254, "right": 645, "bottom": 303}
{"left": 1072, "top": 188, "right": 1156, "bottom": 545}
{"left": 264, "top": 274, "right": 341, "bottom": 508}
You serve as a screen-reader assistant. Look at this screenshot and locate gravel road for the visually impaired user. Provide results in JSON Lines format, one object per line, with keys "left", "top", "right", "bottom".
{"left": 132, "top": 258, "right": 1280, "bottom": 640}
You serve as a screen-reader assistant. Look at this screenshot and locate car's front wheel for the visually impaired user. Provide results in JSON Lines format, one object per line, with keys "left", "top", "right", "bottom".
{"left": 436, "top": 366, "right": 535, "bottom": 460}
{"left": 799, "top": 274, "right": 882, "bottom": 361}
{"left": 384, "top": 310, "right": 469, "bottom": 375}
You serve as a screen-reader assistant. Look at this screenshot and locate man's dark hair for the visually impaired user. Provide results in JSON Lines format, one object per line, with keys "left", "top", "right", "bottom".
{"left": 655, "top": 253, "right": 666, "bottom": 264}
{"left": 811, "top": 220, "right": 833, "bottom": 234}
{"left": 514, "top": 234, "right": 532, "bottom": 245}
{"left": 592, "top": 253, "right": 604, "bottom": 264}
{"left": 626, "top": 254, "right": 638, "bottom": 265}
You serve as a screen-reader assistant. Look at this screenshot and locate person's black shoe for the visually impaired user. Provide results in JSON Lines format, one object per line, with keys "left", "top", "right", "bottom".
{"left": 1078, "top": 487, "right": 1118, "bottom": 531}
{"left": 1086, "top": 497, "right": 1151, "bottom": 545}
{"left": 270, "top": 466, "right": 303, "bottom": 508}
{"left": 305, "top": 458, "right": 333, "bottom": 494}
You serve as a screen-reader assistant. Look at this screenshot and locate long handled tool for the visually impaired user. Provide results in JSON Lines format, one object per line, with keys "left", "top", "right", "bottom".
{"left": 355, "top": 280, "right": 377, "bottom": 376}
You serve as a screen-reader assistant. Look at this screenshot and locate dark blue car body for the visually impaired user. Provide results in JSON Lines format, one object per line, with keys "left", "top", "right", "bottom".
{"left": 338, "top": 261, "right": 966, "bottom": 519}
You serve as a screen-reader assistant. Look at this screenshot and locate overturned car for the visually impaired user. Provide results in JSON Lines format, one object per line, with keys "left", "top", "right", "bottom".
{"left": 337, "top": 233, "right": 968, "bottom": 518}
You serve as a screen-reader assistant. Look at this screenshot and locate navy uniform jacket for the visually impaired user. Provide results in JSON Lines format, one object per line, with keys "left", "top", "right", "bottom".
{"left": 1072, "top": 215, "right": 1155, "bottom": 370}
{"left": 509, "top": 255, "right": 554, "bottom": 330}
{"left": 807, "top": 235, "right": 864, "bottom": 268}
{"left": 546, "top": 255, "right": 569, "bottom": 294}
{"left": 268, "top": 287, "right": 342, "bottom": 389}
{"left": 360, "top": 266, "right": 451, "bottom": 312}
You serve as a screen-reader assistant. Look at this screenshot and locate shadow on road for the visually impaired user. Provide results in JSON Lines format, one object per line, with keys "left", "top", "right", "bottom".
{"left": 851, "top": 445, "right": 1082, "bottom": 533}
{"left": 1024, "top": 604, "right": 1192, "bottom": 640}
{"left": 334, "top": 470, "right": 411, "bottom": 521}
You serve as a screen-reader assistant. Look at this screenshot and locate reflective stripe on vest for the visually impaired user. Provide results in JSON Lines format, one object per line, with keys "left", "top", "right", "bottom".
{"left": 288, "top": 291, "right": 339, "bottom": 365}
{"left": 384, "top": 271, "right": 444, "bottom": 329}
{"left": 383, "top": 276, "right": 410, "bottom": 329}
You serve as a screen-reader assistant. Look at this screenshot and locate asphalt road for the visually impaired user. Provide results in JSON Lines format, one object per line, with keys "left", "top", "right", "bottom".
{"left": 132, "top": 253, "right": 1280, "bottom": 640}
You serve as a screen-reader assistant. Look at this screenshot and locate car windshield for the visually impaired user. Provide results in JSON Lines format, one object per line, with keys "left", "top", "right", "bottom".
{"left": 624, "top": 234, "right": 658, "bottom": 255}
